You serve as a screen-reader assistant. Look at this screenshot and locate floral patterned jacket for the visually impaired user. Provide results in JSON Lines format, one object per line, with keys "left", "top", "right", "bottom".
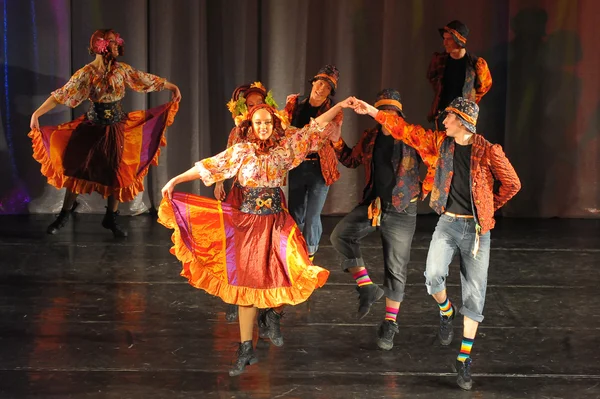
{"left": 426, "top": 52, "right": 492, "bottom": 121}
{"left": 332, "top": 126, "right": 421, "bottom": 211}
{"left": 196, "top": 120, "right": 329, "bottom": 188}
{"left": 52, "top": 62, "right": 166, "bottom": 107}
{"left": 375, "top": 112, "right": 520, "bottom": 234}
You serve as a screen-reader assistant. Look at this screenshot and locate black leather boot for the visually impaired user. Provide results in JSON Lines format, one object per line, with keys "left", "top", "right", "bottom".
{"left": 47, "top": 202, "right": 79, "bottom": 235}
{"left": 264, "top": 309, "right": 284, "bottom": 347}
{"left": 101, "top": 208, "right": 128, "bottom": 237}
{"left": 356, "top": 284, "right": 385, "bottom": 319}
{"left": 229, "top": 340, "right": 258, "bottom": 376}
{"left": 257, "top": 309, "right": 269, "bottom": 339}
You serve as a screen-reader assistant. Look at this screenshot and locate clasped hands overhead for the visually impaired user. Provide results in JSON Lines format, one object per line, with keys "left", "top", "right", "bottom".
{"left": 337, "top": 96, "right": 378, "bottom": 116}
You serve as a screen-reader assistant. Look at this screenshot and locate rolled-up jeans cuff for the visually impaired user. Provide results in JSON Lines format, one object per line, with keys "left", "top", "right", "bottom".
{"left": 384, "top": 287, "right": 405, "bottom": 302}
{"left": 341, "top": 258, "right": 364, "bottom": 272}
{"left": 425, "top": 281, "right": 446, "bottom": 295}
{"left": 307, "top": 245, "right": 318, "bottom": 255}
{"left": 460, "top": 306, "right": 484, "bottom": 323}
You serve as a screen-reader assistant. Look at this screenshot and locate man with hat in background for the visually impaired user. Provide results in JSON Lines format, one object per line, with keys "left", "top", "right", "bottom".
{"left": 329, "top": 89, "right": 421, "bottom": 351}
{"left": 350, "top": 96, "right": 520, "bottom": 390}
{"left": 427, "top": 20, "right": 493, "bottom": 130}
{"left": 284, "top": 65, "right": 343, "bottom": 261}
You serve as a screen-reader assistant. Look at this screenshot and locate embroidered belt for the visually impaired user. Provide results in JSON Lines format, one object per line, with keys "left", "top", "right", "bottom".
{"left": 239, "top": 186, "right": 283, "bottom": 215}
{"left": 87, "top": 101, "right": 126, "bottom": 125}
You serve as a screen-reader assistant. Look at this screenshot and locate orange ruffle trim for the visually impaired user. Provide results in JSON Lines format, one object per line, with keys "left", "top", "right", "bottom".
{"left": 28, "top": 101, "right": 178, "bottom": 203}
{"left": 157, "top": 197, "right": 329, "bottom": 308}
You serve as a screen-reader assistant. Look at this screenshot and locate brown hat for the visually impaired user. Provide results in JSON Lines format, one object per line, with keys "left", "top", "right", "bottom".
{"left": 374, "top": 88, "right": 405, "bottom": 118}
{"left": 439, "top": 20, "right": 469, "bottom": 48}
{"left": 230, "top": 82, "right": 268, "bottom": 103}
{"left": 309, "top": 64, "right": 339, "bottom": 96}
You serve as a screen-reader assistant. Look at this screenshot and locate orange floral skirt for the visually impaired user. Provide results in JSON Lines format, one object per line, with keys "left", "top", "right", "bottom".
{"left": 157, "top": 191, "right": 329, "bottom": 308}
{"left": 28, "top": 101, "right": 178, "bottom": 202}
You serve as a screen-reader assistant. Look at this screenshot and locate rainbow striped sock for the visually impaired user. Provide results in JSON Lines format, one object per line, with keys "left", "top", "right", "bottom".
{"left": 352, "top": 268, "right": 373, "bottom": 287}
{"left": 385, "top": 306, "right": 400, "bottom": 322}
{"left": 457, "top": 337, "right": 474, "bottom": 362}
{"left": 438, "top": 297, "right": 454, "bottom": 317}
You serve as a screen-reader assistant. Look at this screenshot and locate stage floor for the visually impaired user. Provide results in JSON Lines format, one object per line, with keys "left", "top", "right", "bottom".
{"left": 1, "top": 213, "right": 599, "bottom": 398}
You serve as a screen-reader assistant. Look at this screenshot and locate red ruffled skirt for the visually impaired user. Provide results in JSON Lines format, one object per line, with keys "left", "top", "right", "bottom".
{"left": 28, "top": 101, "right": 178, "bottom": 202}
{"left": 157, "top": 191, "right": 329, "bottom": 308}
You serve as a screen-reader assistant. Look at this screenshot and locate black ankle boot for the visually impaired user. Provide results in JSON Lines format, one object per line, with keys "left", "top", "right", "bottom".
{"left": 257, "top": 309, "right": 269, "bottom": 339}
{"left": 376, "top": 320, "right": 400, "bottom": 351}
{"left": 439, "top": 305, "right": 456, "bottom": 346}
{"left": 356, "top": 284, "right": 385, "bottom": 319}
{"left": 225, "top": 304, "right": 238, "bottom": 322}
{"left": 229, "top": 340, "right": 258, "bottom": 376}
{"left": 46, "top": 202, "right": 79, "bottom": 235}
{"left": 456, "top": 358, "right": 473, "bottom": 390}
{"left": 264, "top": 309, "right": 284, "bottom": 347}
{"left": 102, "top": 208, "right": 128, "bottom": 237}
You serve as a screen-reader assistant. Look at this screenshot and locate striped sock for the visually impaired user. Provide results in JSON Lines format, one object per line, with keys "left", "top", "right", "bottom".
{"left": 438, "top": 297, "right": 454, "bottom": 317}
{"left": 352, "top": 268, "right": 373, "bottom": 287}
{"left": 457, "top": 337, "right": 474, "bottom": 362}
{"left": 385, "top": 306, "right": 400, "bottom": 323}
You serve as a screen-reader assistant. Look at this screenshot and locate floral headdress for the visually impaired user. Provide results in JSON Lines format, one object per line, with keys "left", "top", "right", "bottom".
{"left": 226, "top": 82, "right": 287, "bottom": 128}
{"left": 93, "top": 34, "right": 124, "bottom": 53}
{"left": 89, "top": 29, "right": 124, "bottom": 55}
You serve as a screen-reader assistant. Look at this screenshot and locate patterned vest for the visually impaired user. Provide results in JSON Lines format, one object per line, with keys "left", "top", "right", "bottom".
{"left": 390, "top": 139, "right": 421, "bottom": 211}
{"left": 429, "top": 137, "right": 457, "bottom": 214}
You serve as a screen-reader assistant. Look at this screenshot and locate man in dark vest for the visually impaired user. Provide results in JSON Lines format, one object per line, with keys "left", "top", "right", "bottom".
{"left": 427, "top": 20, "right": 492, "bottom": 130}
{"left": 284, "top": 65, "right": 343, "bottom": 260}
{"left": 330, "top": 89, "right": 421, "bottom": 351}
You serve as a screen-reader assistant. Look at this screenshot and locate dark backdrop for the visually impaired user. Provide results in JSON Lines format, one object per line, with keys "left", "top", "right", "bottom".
{"left": 1, "top": 0, "right": 598, "bottom": 218}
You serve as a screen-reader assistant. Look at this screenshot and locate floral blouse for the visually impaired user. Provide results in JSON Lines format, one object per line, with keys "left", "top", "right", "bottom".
{"left": 51, "top": 62, "right": 166, "bottom": 108}
{"left": 196, "top": 120, "right": 327, "bottom": 188}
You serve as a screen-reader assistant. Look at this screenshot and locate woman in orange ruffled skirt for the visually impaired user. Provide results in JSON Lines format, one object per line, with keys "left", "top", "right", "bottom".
{"left": 216, "top": 82, "right": 272, "bottom": 322}
{"left": 159, "top": 100, "right": 351, "bottom": 376}
{"left": 214, "top": 82, "right": 271, "bottom": 207}
{"left": 28, "top": 29, "right": 181, "bottom": 237}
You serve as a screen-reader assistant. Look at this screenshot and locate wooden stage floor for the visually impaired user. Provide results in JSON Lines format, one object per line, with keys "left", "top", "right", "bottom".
{"left": 1, "top": 213, "right": 599, "bottom": 398}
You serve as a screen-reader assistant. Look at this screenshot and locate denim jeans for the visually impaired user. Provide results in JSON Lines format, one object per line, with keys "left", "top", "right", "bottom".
{"left": 330, "top": 201, "right": 417, "bottom": 302}
{"left": 425, "top": 214, "right": 491, "bottom": 322}
{"left": 288, "top": 160, "right": 330, "bottom": 255}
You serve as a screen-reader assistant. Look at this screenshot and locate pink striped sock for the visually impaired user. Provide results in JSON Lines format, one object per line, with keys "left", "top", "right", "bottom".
{"left": 385, "top": 306, "right": 400, "bottom": 322}
{"left": 352, "top": 268, "right": 373, "bottom": 287}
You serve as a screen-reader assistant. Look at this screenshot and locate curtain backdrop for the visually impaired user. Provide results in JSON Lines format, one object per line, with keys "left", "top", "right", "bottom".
{"left": 1, "top": 0, "right": 599, "bottom": 218}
